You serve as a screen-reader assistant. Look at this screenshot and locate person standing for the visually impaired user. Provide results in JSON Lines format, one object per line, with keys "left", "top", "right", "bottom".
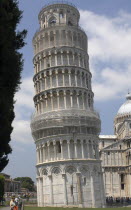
{"left": 18, "top": 196, "right": 23, "bottom": 210}
{"left": 10, "top": 197, "right": 17, "bottom": 210}
{"left": 14, "top": 197, "right": 19, "bottom": 210}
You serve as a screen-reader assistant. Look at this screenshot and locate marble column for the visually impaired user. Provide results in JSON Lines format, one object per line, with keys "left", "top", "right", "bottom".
{"left": 70, "top": 91, "right": 73, "bottom": 108}
{"left": 67, "top": 141, "right": 71, "bottom": 159}
{"left": 36, "top": 178, "right": 39, "bottom": 205}
{"left": 81, "top": 140, "right": 84, "bottom": 159}
{"left": 84, "top": 75, "right": 86, "bottom": 87}
{"left": 39, "top": 57, "right": 42, "bottom": 71}
{"left": 54, "top": 32, "right": 56, "bottom": 46}
{"left": 95, "top": 145, "right": 98, "bottom": 159}
{"left": 77, "top": 173, "right": 82, "bottom": 206}
{"left": 56, "top": 70, "right": 58, "bottom": 87}
{"left": 60, "top": 140, "right": 64, "bottom": 159}
{"left": 50, "top": 92, "right": 53, "bottom": 111}
{"left": 48, "top": 175, "right": 53, "bottom": 204}
{"left": 82, "top": 93, "right": 85, "bottom": 109}
{"left": 78, "top": 54, "right": 81, "bottom": 67}
{"left": 39, "top": 145, "right": 42, "bottom": 163}
{"left": 86, "top": 141, "right": 89, "bottom": 159}
{"left": 64, "top": 91, "right": 67, "bottom": 109}
{"left": 62, "top": 70, "right": 65, "bottom": 86}
{"left": 47, "top": 142, "right": 50, "bottom": 161}
{"left": 48, "top": 32, "right": 50, "bottom": 47}
{"left": 80, "top": 72, "right": 82, "bottom": 87}
{"left": 49, "top": 72, "right": 52, "bottom": 88}
{"left": 110, "top": 171, "right": 113, "bottom": 195}
{"left": 72, "top": 53, "right": 75, "bottom": 65}
{"left": 110, "top": 152, "right": 112, "bottom": 165}
{"left": 99, "top": 172, "right": 105, "bottom": 207}
{"left": 65, "top": 31, "right": 68, "bottom": 45}
{"left": 57, "top": 91, "right": 60, "bottom": 109}
{"left": 67, "top": 51, "right": 70, "bottom": 65}
{"left": 117, "top": 152, "right": 119, "bottom": 165}
{"left": 49, "top": 54, "right": 51, "bottom": 67}
{"left": 45, "top": 94, "right": 48, "bottom": 110}
{"left": 44, "top": 75, "right": 47, "bottom": 90}
{"left": 61, "top": 51, "right": 64, "bottom": 65}
{"left": 76, "top": 92, "right": 80, "bottom": 108}
{"left": 74, "top": 141, "right": 78, "bottom": 158}
{"left": 34, "top": 63, "right": 36, "bottom": 74}
{"left": 55, "top": 51, "right": 57, "bottom": 66}
{"left": 75, "top": 72, "right": 78, "bottom": 86}
{"left": 39, "top": 177, "right": 43, "bottom": 206}
{"left": 42, "top": 144, "right": 45, "bottom": 162}
{"left": 36, "top": 147, "right": 39, "bottom": 164}
{"left": 91, "top": 173, "right": 95, "bottom": 208}
{"left": 53, "top": 141, "right": 57, "bottom": 160}
{"left": 82, "top": 58, "right": 85, "bottom": 68}
{"left": 62, "top": 174, "right": 67, "bottom": 205}
{"left": 40, "top": 97, "right": 43, "bottom": 113}
{"left": 69, "top": 70, "right": 71, "bottom": 86}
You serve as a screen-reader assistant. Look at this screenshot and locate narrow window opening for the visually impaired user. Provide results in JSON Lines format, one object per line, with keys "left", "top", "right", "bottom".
{"left": 70, "top": 185, "right": 73, "bottom": 196}
{"left": 108, "top": 152, "right": 110, "bottom": 155}
{"left": 68, "top": 21, "right": 73, "bottom": 26}
{"left": 57, "top": 142, "right": 61, "bottom": 153}
{"left": 49, "top": 17, "right": 56, "bottom": 26}
{"left": 121, "top": 174, "right": 124, "bottom": 182}
{"left": 84, "top": 177, "right": 86, "bottom": 185}
{"left": 120, "top": 145, "right": 121, "bottom": 149}
{"left": 50, "top": 35, "right": 54, "bottom": 42}
{"left": 60, "top": 12, "right": 64, "bottom": 18}
{"left": 102, "top": 141, "right": 104, "bottom": 147}
{"left": 43, "top": 16, "right": 45, "bottom": 22}
{"left": 47, "top": 63, "right": 50, "bottom": 67}
{"left": 121, "top": 184, "right": 124, "bottom": 190}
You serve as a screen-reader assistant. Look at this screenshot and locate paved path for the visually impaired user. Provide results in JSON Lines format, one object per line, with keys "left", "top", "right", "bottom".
{"left": 0, "top": 207, "right": 10, "bottom": 210}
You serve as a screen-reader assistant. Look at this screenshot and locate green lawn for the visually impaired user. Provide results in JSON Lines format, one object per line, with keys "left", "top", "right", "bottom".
{"left": 24, "top": 207, "right": 131, "bottom": 210}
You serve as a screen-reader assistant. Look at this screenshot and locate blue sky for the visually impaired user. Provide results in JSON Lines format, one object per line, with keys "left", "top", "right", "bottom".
{"left": 3, "top": 0, "right": 131, "bottom": 182}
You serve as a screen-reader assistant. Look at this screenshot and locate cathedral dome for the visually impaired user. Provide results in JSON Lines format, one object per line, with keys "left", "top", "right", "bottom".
{"left": 117, "top": 93, "right": 131, "bottom": 115}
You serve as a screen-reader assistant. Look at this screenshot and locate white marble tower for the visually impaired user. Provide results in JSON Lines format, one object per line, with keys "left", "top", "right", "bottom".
{"left": 31, "top": 2, "right": 105, "bottom": 208}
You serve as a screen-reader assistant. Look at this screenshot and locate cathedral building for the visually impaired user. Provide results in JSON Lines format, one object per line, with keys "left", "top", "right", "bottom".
{"left": 31, "top": 2, "right": 105, "bottom": 208}
{"left": 99, "top": 94, "right": 131, "bottom": 197}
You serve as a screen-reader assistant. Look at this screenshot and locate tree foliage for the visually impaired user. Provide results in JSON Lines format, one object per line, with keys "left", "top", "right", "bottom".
{"left": 0, "top": 0, "right": 27, "bottom": 171}
{"left": 14, "top": 177, "right": 35, "bottom": 192}
{"left": 0, "top": 175, "right": 5, "bottom": 202}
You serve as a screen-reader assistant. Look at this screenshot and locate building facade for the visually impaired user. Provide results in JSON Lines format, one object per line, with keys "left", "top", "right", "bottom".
{"left": 31, "top": 2, "right": 105, "bottom": 208}
{"left": 0, "top": 173, "right": 21, "bottom": 193}
{"left": 99, "top": 94, "right": 131, "bottom": 198}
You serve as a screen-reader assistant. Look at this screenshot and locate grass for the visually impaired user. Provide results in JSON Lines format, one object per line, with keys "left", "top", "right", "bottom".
{"left": 24, "top": 207, "right": 131, "bottom": 210}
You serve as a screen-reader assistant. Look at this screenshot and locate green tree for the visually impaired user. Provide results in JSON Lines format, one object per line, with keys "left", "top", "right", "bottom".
{"left": 14, "top": 177, "right": 35, "bottom": 192}
{"left": 0, "top": 175, "right": 5, "bottom": 202}
{"left": 0, "top": 0, "right": 27, "bottom": 171}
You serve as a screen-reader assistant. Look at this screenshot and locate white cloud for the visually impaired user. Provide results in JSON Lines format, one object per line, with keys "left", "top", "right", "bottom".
{"left": 80, "top": 10, "right": 131, "bottom": 101}
{"left": 12, "top": 119, "right": 33, "bottom": 144}
{"left": 11, "top": 77, "right": 34, "bottom": 144}
{"left": 80, "top": 10, "right": 131, "bottom": 60}
{"left": 15, "top": 77, "right": 34, "bottom": 109}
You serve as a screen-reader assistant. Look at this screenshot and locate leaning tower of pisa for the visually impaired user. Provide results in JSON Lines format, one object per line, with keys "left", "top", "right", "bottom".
{"left": 31, "top": 2, "right": 105, "bottom": 208}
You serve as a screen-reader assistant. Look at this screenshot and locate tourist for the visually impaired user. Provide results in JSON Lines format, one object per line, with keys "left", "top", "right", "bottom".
{"left": 18, "top": 196, "right": 23, "bottom": 210}
{"left": 10, "top": 197, "right": 17, "bottom": 210}
{"left": 15, "top": 197, "right": 19, "bottom": 210}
